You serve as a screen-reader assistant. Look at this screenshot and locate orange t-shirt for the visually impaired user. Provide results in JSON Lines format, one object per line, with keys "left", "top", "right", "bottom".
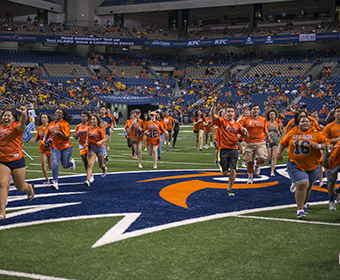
{"left": 325, "top": 139, "right": 340, "bottom": 169}
{"left": 125, "top": 119, "right": 133, "bottom": 139}
{"left": 145, "top": 120, "right": 164, "bottom": 147}
{"left": 163, "top": 116, "right": 175, "bottom": 131}
{"left": 35, "top": 124, "right": 51, "bottom": 156}
{"left": 204, "top": 116, "right": 214, "bottom": 132}
{"left": 214, "top": 126, "right": 221, "bottom": 150}
{"left": 75, "top": 122, "right": 90, "bottom": 145}
{"left": 280, "top": 127, "right": 329, "bottom": 171}
{"left": 213, "top": 117, "right": 244, "bottom": 150}
{"left": 322, "top": 121, "right": 340, "bottom": 141}
{"left": 0, "top": 122, "right": 24, "bottom": 162}
{"left": 239, "top": 115, "right": 267, "bottom": 143}
{"left": 46, "top": 119, "right": 73, "bottom": 150}
{"left": 129, "top": 118, "right": 144, "bottom": 142}
{"left": 158, "top": 119, "right": 167, "bottom": 136}
{"left": 88, "top": 125, "right": 106, "bottom": 147}
{"left": 193, "top": 116, "right": 205, "bottom": 131}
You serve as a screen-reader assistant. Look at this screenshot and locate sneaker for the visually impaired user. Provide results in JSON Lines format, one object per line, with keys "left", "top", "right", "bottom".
{"left": 51, "top": 181, "right": 59, "bottom": 190}
{"left": 158, "top": 156, "right": 161, "bottom": 160}
{"left": 210, "top": 142, "right": 214, "bottom": 147}
{"left": 132, "top": 155, "right": 136, "bottom": 159}
{"left": 135, "top": 155, "right": 139, "bottom": 160}
{"left": 144, "top": 148, "right": 147, "bottom": 151}
{"left": 70, "top": 158, "right": 76, "bottom": 172}
{"left": 101, "top": 167, "right": 107, "bottom": 177}
{"left": 104, "top": 156, "right": 109, "bottom": 164}
{"left": 329, "top": 200, "right": 337, "bottom": 210}
{"left": 200, "top": 148, "right": 203, "bottom": 151}
{"left": 320, "top": 180, "right": 327, "bottom": 188}
{"left": 270, "top": 172, "right": 275, "bottom": 176}
{"left": 205, "top": 144, "right": 208, "bottom": 149}
{"left": 227, "top": 190, "right": 235, "bottom": 196}
{"left": 336, "top": 188, "right": 340, "bottom": 204}
{"left": 84, "top": 180, "right": 90, "bottom": 187}
{"left": 297, "top": 211, "right": 306, "bottom": 219}
{"left": 290, "top": 183, "right": 296, "bottom": 193}
{"left": 303, "top": 204, "right": 308, "bottom": 214}
{"left": 167, "top": 148, "right": 170, "bottom": 152}
{"left": 254, "top": 165, "right": 260, "bottom": 176}
{"left": 241, "top": 161, "right": 247, "bottom": 168}
{"left": 139, "top": 164, "right": 143, "bottom": 168}
{"left": 196, "top": 145, "right": 199, "bottom": 150}
{"left": 153, "top": 164, "right": 157, "bottom": 169}
{"left": 247, "top": 177, "right": 253, "bottom": 184}
{"left": 214, "top": 160, "right": 218, "bottom": 166}
{"left": 107, "top": 147, "right": 110, "bottom": 150}
{"left": 89, "top": 174, "right": 95, "bottom": 183}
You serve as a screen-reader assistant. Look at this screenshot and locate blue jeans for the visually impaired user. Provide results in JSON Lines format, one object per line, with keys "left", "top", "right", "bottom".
{"left": 158, "top": 135, "right": 165, "bottom": 158}
{"left": 51, "top": 147, "right": 73, "bottom": 182}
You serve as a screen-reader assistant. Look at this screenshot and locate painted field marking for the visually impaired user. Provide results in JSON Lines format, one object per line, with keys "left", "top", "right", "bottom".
{"left": 0, "top": 269, "right": 77, "bottom": 280}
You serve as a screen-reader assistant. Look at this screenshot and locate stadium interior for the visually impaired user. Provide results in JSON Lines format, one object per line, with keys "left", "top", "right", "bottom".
{"left": 1, "top": 0, "right": 340, "bottom": 122}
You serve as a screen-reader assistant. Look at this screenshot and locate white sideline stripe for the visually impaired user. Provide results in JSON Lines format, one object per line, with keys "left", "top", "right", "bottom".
{"left": 8, "top": 192, "right": 86, "bottom": 202}
{"left": 0, "top": 269, "right": 76, "bottom": 280}
{"left": 235, "top": 215, "right": 340, "bottom": 226}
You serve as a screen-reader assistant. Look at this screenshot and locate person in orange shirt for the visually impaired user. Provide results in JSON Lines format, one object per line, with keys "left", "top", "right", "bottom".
{"left": 126, "top": 109, "right": 144, "bottom": 168}
{"left": 193, "top": 109, "right": 206, "bottom": 151}
{"left": 0, "top": 106, "right": 35, "bottom": 220}
{"left": 31, "top": 113, "right": 53, "bottom": 184}
{"left": 144, "top": 111, "right": 165, "bottom": 169}
{"left": 163, "top": 110, "right": 174, "bottom": 151}
{"left": 212, "top": 98, "right": 248, "bottom": 196}
{"left": 44, "top": 108, "right": 75, "bottom": 190}
{"left": 106, "top": 108, "right": 116, "bottom": 150}
{"left": 239, "top": 103, "right": 270, "bottom": 184}
{"left": 277, "top": 116, "right": 329, "bottom": 219}
{"left": 83, "top": 114, "right": 107, "bottom": 187}
{"left": 74, "top": 111, "right": 92, "bottom": 183}
{"left": 322, "top": 141, "right": 340, "bottom": 210}
{"left": 156, "top": 110, "right": 168, "bottom": 160}
{"left": 124, "top": 111, "right": 136, "bottom": 159}
{"left": 203, "top": 111, "right": 214, "bottom": 149}
{"left": 322, "top": 104, "right": 340, "bottom": 209}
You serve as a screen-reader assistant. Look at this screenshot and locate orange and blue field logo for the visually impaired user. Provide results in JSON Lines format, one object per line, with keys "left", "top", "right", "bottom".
{"left": 1, "top": 166, "right": 329, "bottom": 247}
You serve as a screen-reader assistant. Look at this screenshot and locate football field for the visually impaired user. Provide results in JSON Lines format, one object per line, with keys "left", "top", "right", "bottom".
{"left": 0, "top": 126, "right": 339, "bottom": 280}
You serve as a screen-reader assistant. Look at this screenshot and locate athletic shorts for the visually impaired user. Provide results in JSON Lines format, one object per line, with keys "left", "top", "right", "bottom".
{"left": 266, "top": 139, "right": 278, "bottom": 148}
{"left": 325, "top": 165, "right": 340, "bottom": 183}
{"left": 287, "top": 159, "right": 320, "bottom": 189}
{"left": 0, "top": 157, "right": 26, "bottom": 170}
{"left": 243, "top": 142, "right": 268, "bottom": 163}
{"left": 89, "top": 144, "right": 106, "bottom": 156}
{"left": 218, "top": 148, "right": 239, "bottom": 173}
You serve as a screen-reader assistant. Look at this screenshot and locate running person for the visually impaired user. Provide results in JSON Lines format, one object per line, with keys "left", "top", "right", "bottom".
{"left": 277, "top": 116, "right": 329, "bottom": 219}
{"left": 31, "top": 113, "right": 53, "bottom": 184}
{"left": 263, "top": 108, "right": 282, "bottom": 176}
{"left": 44, "top": 108, "right": 75, "bottom": 190}
{"left": 193, "top": 109, "right": 205, "bottom": 151}
{"left": 124, "top": 111, "right": 136, "bottom": 159}
{"left": 144, "top": 111, "right": 165, "bottom": 169}
{"left": 239, "top": 103, "right": 270, "bottom": 184}
{"left": 204, "top": 111, "right": 214, "bottom": 149}
{"left": 106, "top": 108, "right": 116, "bottom": 150}
{"left": 212, "top": 98, "right": 248, "bottom": 196}
{"left": 74, "top": 111, "right": 92, "bottom": 183}
{"left": 172, "top": 110, "right": 182, "bottom": 148}
{"left": 213, "top": 109, "right": 226, "bottom": 166}
{"left": 0, "top": 106, "right": 35, "bottom": 220}
{"left": 322, "top": 141, "right": 340, "bottom": 210}
{"left": 156, "top": 110, "right": 168, "bottom": 160}
{"left": 83, "top": 114, "right": 107, "bottom": 187}
{"left": 99, "top": 105, "right": 113, "bottom": 163}
{"left": 127, "top": 109, "right": 144, "bottom": 168}
{"left": 322, "top": 104, "right": 340, "bottom": 210}
{"left": 163, "top": 110, "right": 174, "bottom": 151}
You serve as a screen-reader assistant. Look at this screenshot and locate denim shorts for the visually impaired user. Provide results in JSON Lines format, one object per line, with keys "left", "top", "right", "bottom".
{"left": 325, "top": 165, "right": 340, "bottom": 183}
{"left": 89, "top": 144, "right": 106, "bottom": 156}
{"left": 0, "top": 157, "right": 26, "bottom": 170}
{"left": 287, "top": 159, "right": 320, "bottom": 189}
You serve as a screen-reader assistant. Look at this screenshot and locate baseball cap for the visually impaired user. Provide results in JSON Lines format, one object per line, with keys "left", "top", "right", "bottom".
{"left": 298, "top": 102, "right": 307, "bottom": 108}
{"left": 134, "top": 109, "right": 141, "bottom": 113}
